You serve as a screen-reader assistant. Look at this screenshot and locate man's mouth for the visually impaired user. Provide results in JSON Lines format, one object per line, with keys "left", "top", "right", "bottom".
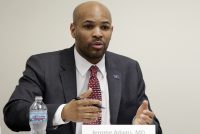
{"left": 91, "top": 41, "right": 104, "bottom": 49}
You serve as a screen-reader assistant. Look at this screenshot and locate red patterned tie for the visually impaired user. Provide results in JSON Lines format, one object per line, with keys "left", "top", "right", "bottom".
{"left": 87, "top": 65, "right": 102, "bottom": 124}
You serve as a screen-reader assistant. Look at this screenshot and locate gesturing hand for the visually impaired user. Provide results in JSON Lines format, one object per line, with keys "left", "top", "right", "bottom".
{"left": 61, "top": 88, "right": 102, "bottom": 123}
{"left": 132, "top": 100, "right": 154, "bottom": 125}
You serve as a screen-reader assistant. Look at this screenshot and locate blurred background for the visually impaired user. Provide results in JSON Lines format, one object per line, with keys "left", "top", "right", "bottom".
{"left": 0, "top": 0, "right": 200, "bottom": 133}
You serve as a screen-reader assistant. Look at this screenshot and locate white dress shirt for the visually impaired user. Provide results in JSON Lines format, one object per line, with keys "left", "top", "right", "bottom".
{"left": 53, "top": 47, "right": 110, "bottom": 134}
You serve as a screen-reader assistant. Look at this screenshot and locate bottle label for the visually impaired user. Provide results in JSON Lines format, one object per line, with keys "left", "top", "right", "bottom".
{"left": 29, "top": 111, "right": 47, "bottom": 123}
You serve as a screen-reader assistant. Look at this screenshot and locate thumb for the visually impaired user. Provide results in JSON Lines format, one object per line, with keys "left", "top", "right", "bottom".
{"left": 78, "top": 88, "right": 92, "bottom": 99}
{"left": 137, "top": 100, "right": 149, "bottom": 115}
{"left": 140, "top": 100, "right": 149, "bottom": 110}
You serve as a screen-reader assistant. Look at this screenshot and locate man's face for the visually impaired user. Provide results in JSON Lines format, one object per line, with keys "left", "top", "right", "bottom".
{"left": 71, "top": 5, "right": 113, "bottom": 64}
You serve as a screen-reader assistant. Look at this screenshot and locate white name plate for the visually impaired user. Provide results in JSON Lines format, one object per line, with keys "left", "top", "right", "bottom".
{"left": 82, "top": 125, "right": 155, "bottom": 134}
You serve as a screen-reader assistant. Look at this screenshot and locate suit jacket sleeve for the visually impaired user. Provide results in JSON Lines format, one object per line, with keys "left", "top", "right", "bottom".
{"left": 135, "top": 61, "right": 162, "bottom": 134}
{"left": 3, "top": 55, "right": 61, "bottom": 132}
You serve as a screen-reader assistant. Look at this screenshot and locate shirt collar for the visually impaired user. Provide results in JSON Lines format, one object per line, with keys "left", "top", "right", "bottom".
{"left": 74, "top": 47, "right": 106, "bottom": 77}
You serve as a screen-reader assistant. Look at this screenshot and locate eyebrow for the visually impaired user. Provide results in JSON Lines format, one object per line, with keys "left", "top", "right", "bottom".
{"left": 83, "top": 20, "right": 111, "bottom": 25}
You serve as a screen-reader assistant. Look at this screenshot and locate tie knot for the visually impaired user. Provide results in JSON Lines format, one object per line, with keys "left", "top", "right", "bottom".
{"left": 89, "top": 65, "right": 98, "bottom": 77}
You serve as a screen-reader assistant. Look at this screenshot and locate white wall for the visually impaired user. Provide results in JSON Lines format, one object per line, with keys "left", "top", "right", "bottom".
{"left": 0, "top": 0, "right": 200, "bottom": 134}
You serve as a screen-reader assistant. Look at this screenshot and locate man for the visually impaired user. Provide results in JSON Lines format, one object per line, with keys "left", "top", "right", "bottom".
{"left": 4, "top": 1, "right": 162, "bottom": 134}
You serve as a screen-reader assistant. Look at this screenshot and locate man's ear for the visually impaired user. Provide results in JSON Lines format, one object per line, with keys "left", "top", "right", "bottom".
{"left": 70, "top": 23, "right": 76, "bottom": 38}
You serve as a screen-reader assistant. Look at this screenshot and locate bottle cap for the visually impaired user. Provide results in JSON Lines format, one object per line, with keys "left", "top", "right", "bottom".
{"left": 35, "top": 96, "right": 43, "bottom": 100}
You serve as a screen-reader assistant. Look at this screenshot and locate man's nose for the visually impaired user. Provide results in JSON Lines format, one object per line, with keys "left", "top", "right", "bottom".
{"left": 92, "top": 27, "right": 103, "bottom": 39}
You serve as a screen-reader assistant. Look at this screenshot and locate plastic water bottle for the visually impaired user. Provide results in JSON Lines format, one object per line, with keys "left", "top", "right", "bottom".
{"left": 29, "top": 96, "right": 48, "bottom": 134}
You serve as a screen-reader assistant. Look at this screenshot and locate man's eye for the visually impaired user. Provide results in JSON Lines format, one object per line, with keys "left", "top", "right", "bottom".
{"left": 83, "top": 24, "right": 94, "bottom": 29}
{"left": 101, "top": 25, "right": 110, "bottom": 30}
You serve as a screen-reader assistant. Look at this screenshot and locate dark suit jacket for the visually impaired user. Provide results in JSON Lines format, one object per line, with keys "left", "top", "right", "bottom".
{"left": 4, "top": 46, "right": 162, "bottom": 134}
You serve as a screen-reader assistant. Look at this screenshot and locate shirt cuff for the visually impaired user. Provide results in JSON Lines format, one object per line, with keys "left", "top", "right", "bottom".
{"left": 53, "top": 104, "right": 69, "bottom": 126}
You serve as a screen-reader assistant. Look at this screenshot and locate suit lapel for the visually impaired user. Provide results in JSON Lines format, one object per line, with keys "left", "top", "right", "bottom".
{"left": 60, "top": 46, "right": 77, "bottom": 102}
{"left": 60, "top": 46, "right": 76, "bottom": 133}
{"left": 105, "top": 53, "right": 122, "bottom": 124}
{"left": 60, "top": 70, "right": 77, "bottom": 102}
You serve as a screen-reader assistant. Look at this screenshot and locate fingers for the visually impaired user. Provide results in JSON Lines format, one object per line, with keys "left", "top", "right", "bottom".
{"left": 133, "top": 110, "right": 154, "bottom": 125}
{"left": 76, "top": 89, "right": 102, "bottom": 109}
{"left": 61, "top": 99, "right": 101, "bottom": 123}
{"left": 75, "top": 99, "right": 102, "bottom": 115}
{"left": 78, "top": 105, "right": 101, "bottom": 113}
{"left": 76, "top": 98, "right": 101, "bottom": 107}
{"left": 61, "top": 88, "right": 103, "bottom": 123}
{"left": 143, "top": 110, "right": 154, "bottom": 119}
{"left": 139, "top": 110, "right": 154, "bottom": 124}
{"left": 74, "top": 96, "right": 102, "bottom": 122}
{"left": 74, "top": 102, "right": 101, "bottom": 123}
{"left": 79, "top": 112, "right": 101, "bottom": 121}
{"left": 82, "top": 115, "right": 100, "bottom": 123}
